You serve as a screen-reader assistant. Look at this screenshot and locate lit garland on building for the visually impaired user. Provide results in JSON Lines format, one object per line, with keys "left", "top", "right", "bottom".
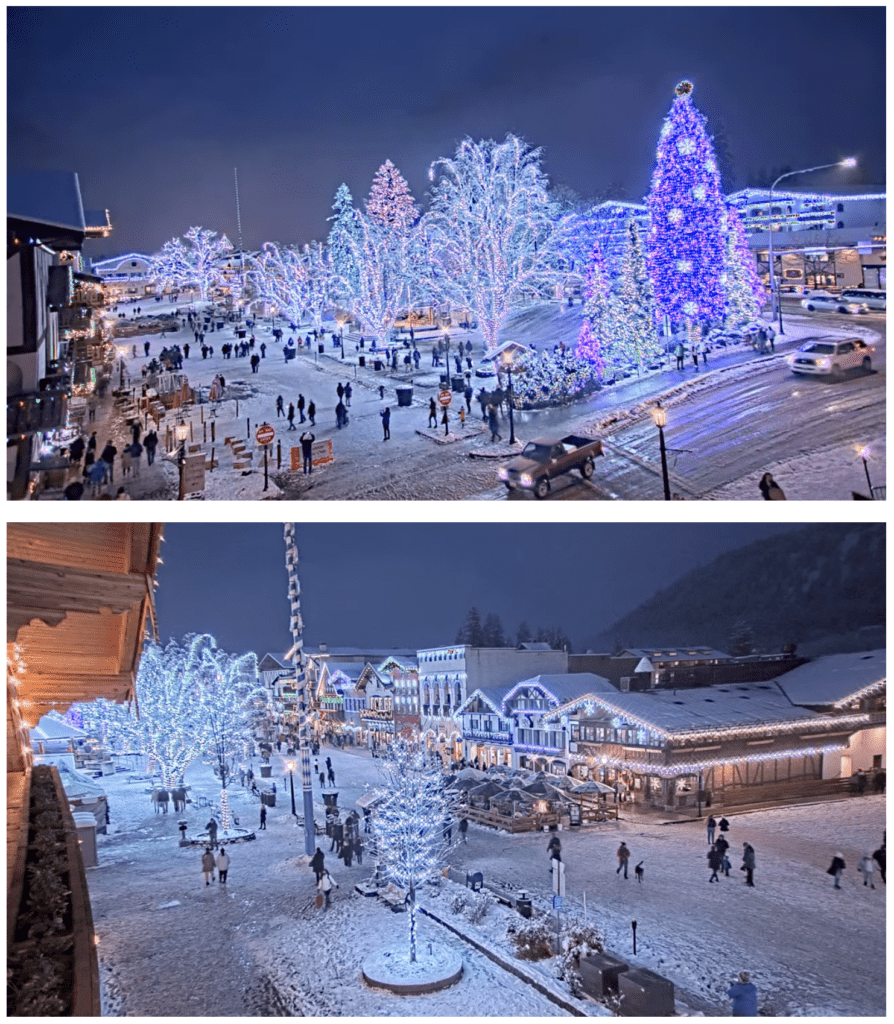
{"left": 832, "top": 676, "right": 886, "bottom": 709}
{"left": 571, "top": 742, "right": 848, "bottom": 779}
{"left": 646, "top": 81, "right": 729, "bottom": 330}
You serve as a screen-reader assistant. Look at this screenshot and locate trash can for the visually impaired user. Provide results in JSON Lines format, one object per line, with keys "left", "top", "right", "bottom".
{"left": 322, "top": 791, "right": 339, "bottom": 808}
{"left": 260, "top": 765, "right": 272, "bottom": 778}
{"left": 515, "top": 891, "right": 533, "bottom": 918}
{"left": 237, "top": 330, "right": 246, "bottom": 339}
{"left": 72, "top": 811, "right": 98, "bottom": 868}
{"left": 359, "top": 355, "right": 366, "bottom": 367}
{"left": 396, "top": 386, "right": 413, "bottom": 407}
{"left": 262, "top": 792, "right": 276, "bottom": 807}
{"left": 374, "top": 360, "right": 383, "bottom": 371}
{"left": 318, "top": 344, "right": 325, "bottom": 353}
{"left": 451, "top": 375, "right": 465, "bottom": 392}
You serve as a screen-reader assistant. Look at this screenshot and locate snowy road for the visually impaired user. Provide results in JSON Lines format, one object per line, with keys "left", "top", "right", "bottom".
{"left": 88, "top": 747, "right": 885, "bottom": 1016}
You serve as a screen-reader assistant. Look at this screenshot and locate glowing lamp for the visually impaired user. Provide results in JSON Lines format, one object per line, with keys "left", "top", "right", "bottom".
{"left": 651, "top": 404, "right": 667, "bottom": 429}
{"left": 841, "top": 157, "right": 857, "bottom": 168}
{"left": 175, "top": 423, "right": 189, "bottom": 444}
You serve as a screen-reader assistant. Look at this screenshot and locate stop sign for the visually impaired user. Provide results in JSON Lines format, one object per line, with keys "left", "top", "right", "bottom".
{"left": 255, "top": 423, "right": 275, "bottom": 446}
{"left": 438, "top": 390, "right": 452, "bottom": 407}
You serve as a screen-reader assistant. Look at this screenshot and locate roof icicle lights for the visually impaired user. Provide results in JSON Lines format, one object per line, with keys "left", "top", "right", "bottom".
{"left": 647, "top": 80, "right": 729, "bottom": 331}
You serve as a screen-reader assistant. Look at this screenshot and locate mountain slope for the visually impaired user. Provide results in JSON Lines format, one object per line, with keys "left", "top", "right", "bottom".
{"left": 591, "top": 523, "right": 885, "bottom": 654}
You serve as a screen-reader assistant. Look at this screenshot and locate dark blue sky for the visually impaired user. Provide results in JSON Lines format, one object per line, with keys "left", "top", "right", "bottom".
{"left": 154, "top": 522, "right": 801, "bottom": 656}
{"left": 8, "top": 7, "right": 884, "bottom": 255}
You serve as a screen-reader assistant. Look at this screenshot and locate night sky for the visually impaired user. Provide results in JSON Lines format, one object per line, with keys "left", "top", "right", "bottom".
{"left": 154, "top": 522, "right": 802, "bottom": 657}
{"left": 8, "top": 7, "right": 884, "bottom": 256}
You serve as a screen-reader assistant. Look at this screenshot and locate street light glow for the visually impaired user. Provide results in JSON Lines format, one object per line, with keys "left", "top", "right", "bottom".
{"left": 841, "top": 157, "right": 858, "bottom": 168}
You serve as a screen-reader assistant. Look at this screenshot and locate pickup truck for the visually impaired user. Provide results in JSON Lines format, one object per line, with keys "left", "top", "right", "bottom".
{"left": 498, "top": 433, "right": 603, "bottom": 498}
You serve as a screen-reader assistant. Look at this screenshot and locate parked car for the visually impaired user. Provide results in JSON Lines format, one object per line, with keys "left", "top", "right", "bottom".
{"left": 840, "top": 289, "right": 886, "bottom": 311}
{"left": 785, "top": 337, "right": 874, "bottom": 377}
{"left": 498, "top": 433, "right": 603, "bottom": 498}
{"left": 801, "top": 294, "right": 869, "bottom": 314}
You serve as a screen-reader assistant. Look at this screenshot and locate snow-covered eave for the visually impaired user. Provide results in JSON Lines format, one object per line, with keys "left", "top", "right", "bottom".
{"left": 456, "top": 688, "right": 504, "bottom": 717}
{"left": 500, "top": 680, "right": 563, "bottom": 715}
{"left": 728, "top": 188, "right": 886, "bottom": 203}
{"left": 570, "top": 741, "right": 849, "bottom": 779}
{"left": 832, "top": 676, "right": 886, "bottom": 709}
{"left": 544, "top": 694, "right": 870, "bottom": 742}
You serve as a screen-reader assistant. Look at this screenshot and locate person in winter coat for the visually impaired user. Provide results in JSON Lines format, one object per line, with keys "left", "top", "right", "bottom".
{"left": 758, "top": 473, "right": 786, "bottom": 500}
{"left": 310, "top": 847, "right": 325, "bottom": 882}
{"left": 872, "top": 842, "right": 885, "bottom": 883}
{"left": 458, "top": 817, "right": 468, "bottom": 844}
{"left": 547, "top": 834, "right": 562, "bottom": 867}
{"left": 68, "top": 434, "right": 86, "bottom": 465}
{"left": 487, "top": 406, "right": 501, "bottom": 443}
{"left": 727, "top": 971, "right": 757, "bottom": 1016}
{"left": 299, "top": 431, "right": 315, "bottom": 474}
{"left": 674, "top": 341, "right": 685, "bottom": 370}
{"left": 858, "top": 850, "right": 876, "bottom": 888}
{"left": 100, "top": 441, "right": 118, "bottom": 482}
{"left": 718, "top": 816, "right": 731, "bottom": 833}
{"left": 216, "top": 846, "right": 230, "bottom": 883}
{"left": 827, "top": 852, "right": 846, "bottom": 889}
{"left": 287, "top": 403, "right": 296, "bottom": 430}
{"left": 707, "top": 815, "right": 717, "bottom": 845}
{"left": 318, "top": 868, "right": 338, "bottom": 908}
{"left": 307, "top": 400, "right": 316, "bottom": 426}
{"left": 276, "top": 395, "right": 285, "bottom": 417}
{"left": 202, "top": 847, "right": 215, "bottom": 885}
{"left": 144, "top": 430, "right": 159, "bottom": 466}
{"left": 344, "top": 382, "right": 352, "bottom": 407}
{"left": 428, "top": 397, "right": 438, "bottom": 428}
{"left": 742, "top": 843, "right": 756, "bottom": 886}
{"left": 127, "top": 441, "right": 143, "bottom": 477}
{"left": 259, "top": 804, "right": 267, "bottom": 830}
{"left": 617, "top": 841, "right": 631, "bottom": 878}
{"left": 708, "top": 843, "right": 723, "bottom": 882}
{"left": 380, "top": 406, "right": 391, "bottom": 440}
{"left": 206, "top": 817, "right": 218, "bottom": 846}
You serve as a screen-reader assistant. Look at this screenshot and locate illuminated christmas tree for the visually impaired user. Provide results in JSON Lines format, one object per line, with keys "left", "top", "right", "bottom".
{"left": 371, "top": 743, "right": 452, "bottom": 962}
{"left": 366, "top": 160, "right": 418, "bottom": 234}
{"left": 613, "top": 216, "right": 662, "bottom": 370}
{"left": 646, "top": 81, "right": 728, "bottom": 331}
{"left": 200, "top": 644, "right": 263, "bottom": 833}
{"left": 426, "top": 135, "right": 555, "bottom": 348}
{"left": 132, "top": 635, "right": 214, "bottom": 789}
{"left": 723, "top": 206, "right": 766, "bottom": 328}
{"left": 576, "top": 240, "right": 611, "bottom": 375}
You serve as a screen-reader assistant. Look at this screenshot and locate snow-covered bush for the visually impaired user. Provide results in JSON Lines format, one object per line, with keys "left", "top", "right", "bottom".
{"left": 464, "top": 891, "right": 492, "bottom": 924}
{"left": 509, "top": 915, "right": 556, "bottom": 961}
{"left": 558, "top": 916, "right": 606, "bottom": 996}
{"left": 449, "top": 891, "right": 468, "bottom": 915}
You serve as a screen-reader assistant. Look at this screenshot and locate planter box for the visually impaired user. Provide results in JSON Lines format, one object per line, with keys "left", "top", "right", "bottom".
{"left": 579, "top": 950, "right": 629, "bottom": 998}
{"left": 618, "top": 966, "right": 674, "bottom": 1017}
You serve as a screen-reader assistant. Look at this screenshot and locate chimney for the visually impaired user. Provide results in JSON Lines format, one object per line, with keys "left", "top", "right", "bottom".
{"left": 319, "top": 643, "right": 327, "bottom": 653}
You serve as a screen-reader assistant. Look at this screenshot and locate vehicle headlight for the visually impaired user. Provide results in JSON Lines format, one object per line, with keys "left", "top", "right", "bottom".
{"left": 520, "top": 473, "right": 534, "bottom": 487}
{"left": 785, "top": 355, "right": 795, "bottom": 365}
{"left": 498, "top": 467, "right": 508, "bottom": 480}
{"left": 816, "top": 357, "right": 831, "bottom": 367}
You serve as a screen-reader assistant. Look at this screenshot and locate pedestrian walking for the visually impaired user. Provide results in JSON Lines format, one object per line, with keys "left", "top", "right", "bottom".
{"left": 707, "top": 815, "right": 717, "bottom": 845}
{"left": 328, "top": 765, "right": 336, "bottom": 786}
{"left": 674, "top": 341, "right": 685, "bottom": 370}
{"left": 319, "top": 770, "right": 326, "bottom": 788}
{"left": 428, "top": 397, "right": 437, "bottom": 427}
{"left": 380, "top": 406, "right": 391, "bottom": 440}
{"left": 307, "top": 400, "right": 316, "bottom": 426}
{"left": 100, "top": 441, "right": 118, "bottom": 483}
{"left": 344, "top": 382, "right": 352, "bottom": 407}
{"left": 617, "top": 841, "right": 631, "bottom": 878}
{"left": 487, "top": 406, "right": 501, "bottom": 442}
{"left": 202, "top": 847, "right": 215, "bottom": 886}
{"left": 742, "top": 842, "right": 756, "bottom": 887}
{"left": 858, "top": 850, "right": 877, "bottom": 888}
{"left": 727, "top": 972, "right": 758, "bottom": 1016}
{"left": 144, "top": 430, "right": 158, "bottom": 466}
{"left": 299, "top": 431, "right": 315, "bottom": 474}
{"left": 216, "top": 846, "right": 230, "bottom": 883}
{"left": 206, "top": 817, "right": 218, "bottom": 847}
{"left": 276, "top": 395, "right": 285, "bottom": 417}
{"left": 872, "top": 842, "right": 885, "bottom": 883}
{"left": 547, "top": 834, "right": 562, "bottom": 869}
{"left": 719, "top": 816, "right": 730, "bottom": 834}
{"left": 336, "top": 382, "right": 344, "bottom": 404}
{"left": 458, "top": 817, "right": 468, "bottom": 844}
{"left": 287, "top": 403, "right": 296, "bottom": 430}
{"left": 259, "top": 804, "right": 267, "bottom": 830}
{"left": 310, "top": 846, "right": 326, "bottom": 883}
{"left": 354, "top": 834, "right": 363, "bottom": 866}
{"left": 708, "top": 843, "right": 722, "bottom": 882}
{"left": 318, "top": 868, "right": 338, "bottom": 909}
{"left": 758, "top": 473, "right": 786, "bottom": 500}
{"left": 294, "top": 393, "right": 305, "bottom": 423}
{"left": 827, "top": 851, "right": 846, "bottom": 889}
{"left": 335, "top": 400, "right": 347, "bottom": 428}
{"left": 692, "top": 347, "right": 699, "bottom": 370}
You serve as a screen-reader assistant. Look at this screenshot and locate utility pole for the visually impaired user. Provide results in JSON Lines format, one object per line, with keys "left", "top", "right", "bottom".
{"left": 283, "top": 524, "right": 315, "bottom": 855}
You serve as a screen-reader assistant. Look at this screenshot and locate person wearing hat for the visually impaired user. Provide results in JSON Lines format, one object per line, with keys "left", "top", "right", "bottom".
{"left": 827, "top": 851, "right": 846, "bottom": 889}
{"left": 727, "top": 971, "right": 757, "bottom": 1016}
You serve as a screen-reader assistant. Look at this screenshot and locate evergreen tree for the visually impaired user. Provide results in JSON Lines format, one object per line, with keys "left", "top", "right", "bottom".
{"left": 722, "top": 206, "right": 766, "bottom": 328}
{"left": 326, "top": 184, "right": 359, "bottom": 293}
{"left": 646, "top": 81, "right": 729, "bottom": 331}
{"left": 366, "top": 159, "right": 418, "bottom": 234}
{"left": 482, "top": 613, "right": 506, "bottom": 648}
{"left": 576, "top": 240, "right": 611, "bottom": 374}
{"left": 516, "top": 621, "right": 533, "bottom": 646}
{"left": 535, "top": 626, "right": 572, "bottom": 653}
{"left": 612, "top": 216, "right": 662, "bottom": 371}
{"left": 455, "top": 606, "right": 485, "bottom": 647}
{"left": 728, "top": 619, "right": 754, "bottom": 656}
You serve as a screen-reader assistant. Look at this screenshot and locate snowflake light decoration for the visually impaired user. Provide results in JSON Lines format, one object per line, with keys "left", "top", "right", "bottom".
{"left": 677, "top": 138, "right": 696, "bottom": 156}
{"left": 692, "top": 185, "right": 706, "bottom": 201}
{"left": 677, "top": 259, "right": 693, "bottom": 273}
{"left": 668, "top": 208, "right": 683, "bottom": 224}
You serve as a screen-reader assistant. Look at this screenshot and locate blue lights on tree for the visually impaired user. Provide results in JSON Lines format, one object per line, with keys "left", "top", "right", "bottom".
{"left": 646, "top": 81, "right": 729, "bottom": 330}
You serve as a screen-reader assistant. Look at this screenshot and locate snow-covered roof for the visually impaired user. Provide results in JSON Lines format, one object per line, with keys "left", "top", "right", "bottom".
{"left": 517, "top": 642, "right": 553, "bottom": 651}
{"left": 456, "top": 685, "right": 512, "bottom": 716}
{"left": 481, "top": 340, "right": 531, "bottom": 363}
{"left": 308, "top": 647, "right": 416, "bottom": 659}
{"left": 258, "top": 652, "right": 291, "bottom": 671}
{"left": 502, "top": 673, "right": 615, "bottom": 712}
{"left": 8, "top": 169, "right": 86, "bottom": 234}
{"left": 623, "top": 647, "right": 730, "bottom": 663}
{"left": 775, "top": 650, "right": 886, "bottom": 708}
{"left": 549, "top": 682, "right": 820, "bottom": 736}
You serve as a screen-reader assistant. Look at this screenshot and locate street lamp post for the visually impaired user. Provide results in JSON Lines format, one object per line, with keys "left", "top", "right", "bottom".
{"left": 175, "top": 421, "right": 189, "bottom": 500}
{"left": 766, "top": 158, "right": 857, "bottom": 336}
{"left": 502, "top": 353, "right": 516, "bottom": 445}
{"left": 651, "top": 402, "right": 671, "bottom": 501}
{"left": 286, "top": 760, "right": 297, "bottom": 816}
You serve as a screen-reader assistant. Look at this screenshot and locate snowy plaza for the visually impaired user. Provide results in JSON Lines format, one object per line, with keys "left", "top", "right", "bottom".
{"left": 88, "top": 745, "right": 885, "bottom": 1017}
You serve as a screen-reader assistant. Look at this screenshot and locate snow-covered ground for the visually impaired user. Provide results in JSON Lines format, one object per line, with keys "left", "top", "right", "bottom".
{"left": 86, "top": 745, "right": 885, "bottom": 1016}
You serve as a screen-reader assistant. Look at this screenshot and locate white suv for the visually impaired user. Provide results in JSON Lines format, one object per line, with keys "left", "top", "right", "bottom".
{"left": 840, "top": 289, "right": 886, "bottom": 311}
{"left": 786, "top": 337, "right": 874, "bottom": 376}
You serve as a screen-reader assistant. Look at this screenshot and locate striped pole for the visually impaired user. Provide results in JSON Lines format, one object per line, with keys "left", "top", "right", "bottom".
{"left": 284, "top": 523, "right": 316, "bottom": 855}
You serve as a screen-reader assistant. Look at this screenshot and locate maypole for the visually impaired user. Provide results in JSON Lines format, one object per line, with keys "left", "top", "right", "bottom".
{"left": 284, "top": 524, "right": 316, "bottom": 855}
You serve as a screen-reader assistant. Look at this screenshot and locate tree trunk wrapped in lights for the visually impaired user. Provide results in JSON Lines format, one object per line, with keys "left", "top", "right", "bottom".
{"left": 371, "top": 742, "right": 453, "bottom": 962}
